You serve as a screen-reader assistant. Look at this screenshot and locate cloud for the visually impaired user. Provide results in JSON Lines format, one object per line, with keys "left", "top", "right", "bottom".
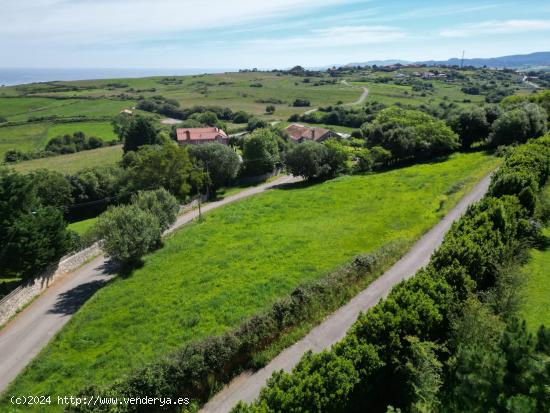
{"left": 245, "top": 25, "right": 407, "bottom": 49}
{"left": 440, "top": 19, "right": 550, "bottom": 37}
{"left": 0, "top": 0, "right": 358, "bottom": 41}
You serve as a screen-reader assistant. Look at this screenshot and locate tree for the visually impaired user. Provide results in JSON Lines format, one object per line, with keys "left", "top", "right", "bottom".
{"left": 247, "top": 117, "right": 268, "bottom": 131}
{"left": 28, "top": 169, "right": 73, "bottom": 210}
{"left": 488, "top": 104, "right": 547, "bottom": 147}
{"left": 131, "top": 189, "right": 179, "bottom": 232}
{"left": 123, "top": 144, "right": 203, "bottom": 200}
{"left": 362, "top": 107, "right": 459, "bottom": 161}
{"left": 242, "top": 128, "right": 280, "bottom": 176}
{"left": 121, "top": 115, "right": 161, "bottom": 153}
{"left": 96, "top": 204, "right": 161, "bottom": 264}
{"left": 188, "top": 143, "right": 241, "bottom": 188}
{"left": 0, "top": 168, "right": 70, "bottom": 278}
{"left": 284, "top": 141, "right": 331, "bottom": 179}
{"left": 232, "top": 111, "right": 250, "bottom": 124}
{"left": 449, "top": 107, "right": 490, "bottom": 149}
{"left": 266, "top": 105, "right": 276, "bottom": 114}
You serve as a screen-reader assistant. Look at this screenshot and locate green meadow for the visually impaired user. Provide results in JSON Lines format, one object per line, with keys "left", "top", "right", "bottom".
{"left": 520, "top": 184, "right": 550, "bottom": 332}
{"left": 1, "top": 152, "right": 499, "bottom": 411}
{"left": 11, "top": 145, "right": 122, "bottom": 174}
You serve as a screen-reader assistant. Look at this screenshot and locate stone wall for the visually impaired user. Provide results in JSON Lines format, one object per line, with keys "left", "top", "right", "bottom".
{"left": 0, "top": 242, "right": 101, "bottom": 326}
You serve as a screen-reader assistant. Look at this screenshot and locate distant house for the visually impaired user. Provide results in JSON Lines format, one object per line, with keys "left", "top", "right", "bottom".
{"left": 422, "top": 72, "right": 436, "bottom": 79}
{"left": 176, "top": 127, "right": 229, "bottom": 145}
{"left": 285, "top": 124, "right": 335, "bottom": 143}
{"left": 120, "top": 109, "right": 133, "bottom": 114}
{"left": 395, "top": 73, "right": 408, "bottom": 79}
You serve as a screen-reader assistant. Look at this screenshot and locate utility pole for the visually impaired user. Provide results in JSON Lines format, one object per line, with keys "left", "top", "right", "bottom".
{"left": 460, "top": 50, "right": 465, "bottom": 69}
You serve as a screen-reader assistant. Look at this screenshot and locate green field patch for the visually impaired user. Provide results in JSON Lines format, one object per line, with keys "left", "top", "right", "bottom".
{"left": 68, "top": 217, "right": 98, "bottom": 236}
{"left": 0, "top": 123, "right": 49, "bottom": 158}
{"left": 11, "top": 145, "right": 122, "bottom": 174}
{"left": 0, "top": 152, "right": 500, "bottom": 411}
{"left": 47, "top": 121, "right": 118, "bottom": 142}
{"left": 520, "top": 185, "right": 550, "bottom": 332}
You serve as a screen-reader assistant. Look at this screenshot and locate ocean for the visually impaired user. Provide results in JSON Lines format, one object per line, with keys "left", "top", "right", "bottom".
{"left": 0, "top": 68, "right": 233, "bottom": 87}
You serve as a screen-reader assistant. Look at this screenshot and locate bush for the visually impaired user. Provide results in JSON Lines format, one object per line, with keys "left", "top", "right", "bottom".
{"left": 232, "top": 111, "right": 250, "bottom": 124}
{"left": 121, "top": 116, "right": 161, "bottom": 153}
{"left": 96, "top": 204, "right": 161, "bottom": 264}
{"left": 247, "top": 117, "right": 268, "bottom": 131}
{"left": 293, "top": 98, "right": 311, "bottom": 107}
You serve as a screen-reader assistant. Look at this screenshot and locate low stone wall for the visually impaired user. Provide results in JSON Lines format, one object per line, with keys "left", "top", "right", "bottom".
{"left": 0, "top": 242, "right": 101, "bottom": 326}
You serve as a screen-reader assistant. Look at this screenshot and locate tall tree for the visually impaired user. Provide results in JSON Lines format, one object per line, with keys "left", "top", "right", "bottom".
{"left": 121, "top": 115, "right": 160, "bottom": 153}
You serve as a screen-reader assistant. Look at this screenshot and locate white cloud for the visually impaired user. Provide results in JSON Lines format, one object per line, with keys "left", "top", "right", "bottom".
{"left": 0, "top": 0, "right": 357, "bottom": 41}
{"left": 245, "top": 25, "right": 407, "bottom": 49}
{"left": 440, "top": 19, "right": 550, "bottom": 37}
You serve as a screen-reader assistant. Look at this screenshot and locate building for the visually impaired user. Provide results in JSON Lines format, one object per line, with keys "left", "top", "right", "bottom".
{"left": 176, "top": 127, "right": 229, "bottom": 145}
{"left": 285, "top": 124, "right": 335, "bottom": 143}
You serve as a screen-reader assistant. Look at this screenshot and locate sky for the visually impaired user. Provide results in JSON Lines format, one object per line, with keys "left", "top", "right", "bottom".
{"left": 1, "top": 0, "right": 550, "bottom": 69}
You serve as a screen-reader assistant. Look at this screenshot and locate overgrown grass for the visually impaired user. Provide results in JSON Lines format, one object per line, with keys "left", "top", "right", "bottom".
{"left": 10, "top": 145, "right": 122, "bottom": 174}
{"left": 0, "top": 152, "right": 499, "bottom": 412}
{"left": 520, "top": 184, "right": 550, "bottom": 332}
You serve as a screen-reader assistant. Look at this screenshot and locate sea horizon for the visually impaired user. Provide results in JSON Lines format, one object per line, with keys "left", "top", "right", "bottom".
{"left": 0, "top": 67, "right": 236, "bottom": 87}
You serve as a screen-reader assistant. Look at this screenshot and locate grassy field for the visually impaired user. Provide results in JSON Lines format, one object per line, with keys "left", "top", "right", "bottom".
{"left": 46, "top": 121, "right": 118, "bottom": 142}
{"left": 11, "top": 145, "right": 122, "bottom": 174}
{"left": 1, "top": 152, "right": 499, "bottom": 411}
{"left": 520, "top": 185, "right": 550, "bottom": 332}
{"left": 0, "top": 123, "right": 50, "bottom": 158}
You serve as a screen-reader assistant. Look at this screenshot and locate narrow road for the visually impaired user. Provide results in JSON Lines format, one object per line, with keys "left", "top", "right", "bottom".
{"left": 200, "top": 173, "right": 492, "bottom": 413}
{"left": 302, "top": 80, "right": 368, "bottom": 116}
{"left": 0, "top": 174, "right": 300, "bottom": 394}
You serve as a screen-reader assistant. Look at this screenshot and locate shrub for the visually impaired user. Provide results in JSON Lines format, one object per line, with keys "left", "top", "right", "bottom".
{"left": 292, "top": 98, "right": 311, "bottom": 107}
{"left": 284, "top": 141, "right": 332, "bottom": 179}
{"left": 448, "top": 106, "right": 490, "bottom": 149}
{"left": 247, "top": 117, "right": 268, "bottom": 131}
{"left": 96, "top": 204, "right": 161, "bottom": 264}
{"left": 488, "top": 103, "right": 547, "bottom": 147}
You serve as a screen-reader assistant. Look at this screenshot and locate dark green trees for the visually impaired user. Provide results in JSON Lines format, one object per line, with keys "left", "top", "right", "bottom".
{"left": 242, "top": 128, "right": 280, "bottom": 176}
{"left": 120, "top": 115, "right": 161, "bottom": 153}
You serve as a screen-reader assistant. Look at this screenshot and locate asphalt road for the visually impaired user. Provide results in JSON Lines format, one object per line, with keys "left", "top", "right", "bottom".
{"left": 199, "top": 173, "right": 492, "bottom": 413}
{"left": 0, "top": 174, "right": 300, "bottom": 394}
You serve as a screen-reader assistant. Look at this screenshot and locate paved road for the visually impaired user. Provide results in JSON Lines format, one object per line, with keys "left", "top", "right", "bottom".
{"left": 200, "top": 173, "right": 492, "bottom": 413}
{"left": 0, "top": 175, "right": 300, "bottom": 394}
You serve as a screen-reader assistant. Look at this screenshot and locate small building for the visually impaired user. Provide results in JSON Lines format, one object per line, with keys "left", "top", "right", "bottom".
{"left": 285, "top": 124, "right": 335, "bottom": 143}
{"left": 120, "top": 109, "right": 133, "bottom": 114}
{"left": 176, "top": 127, "right": 229, "bottom": 145}
{"left": 395, "top": 73, "right": 408, "bottom": 79}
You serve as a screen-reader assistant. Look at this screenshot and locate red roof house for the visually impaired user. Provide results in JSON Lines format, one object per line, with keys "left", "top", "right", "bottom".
{"left": 176, "top": 127, "right": 229, "bottom": 145}
{"left": 285, "top": 124, "right": 335, "bottom": 143}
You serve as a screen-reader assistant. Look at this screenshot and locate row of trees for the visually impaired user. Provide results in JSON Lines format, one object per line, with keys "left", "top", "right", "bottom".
{"left": 233, "top": 135, "right": 550, "bottom": 413}
{"left": 4, "top": 132, "right": 114, "bottom": 163}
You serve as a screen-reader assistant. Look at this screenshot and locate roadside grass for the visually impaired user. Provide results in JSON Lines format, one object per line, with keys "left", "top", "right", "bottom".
{"left": 0, "top": 151, "right": 500, "bottom": 411}
{"left": 46, "top": 121, "right": 118, "bottom": 142}
{"left": 520, "top": 185, "right": 550, "bottom": 332}
{"left": 10, "top": 145, "right": 122, "bottom": 174}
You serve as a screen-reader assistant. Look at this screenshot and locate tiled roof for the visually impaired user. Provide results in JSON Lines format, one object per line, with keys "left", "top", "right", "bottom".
{"left": 285, "top": 124, "right": 331, "bottom": 141}
{"left": 176, "top": 127, "right": 228, "bottom": 142}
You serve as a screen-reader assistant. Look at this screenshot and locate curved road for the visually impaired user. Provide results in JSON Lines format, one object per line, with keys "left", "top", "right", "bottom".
{"left": 200, "top": 173, "right": 493, "bottom": 413}
{"left": 0, "top": 174, "right": 300, "bottom": 394}
{"left": 303, "top": 81, "right": 368, "bottom": 116}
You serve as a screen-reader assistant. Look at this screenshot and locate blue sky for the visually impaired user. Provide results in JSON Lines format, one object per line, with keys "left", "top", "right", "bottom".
{"left": 1, "top": 0, "right": 549, "bottom": 68}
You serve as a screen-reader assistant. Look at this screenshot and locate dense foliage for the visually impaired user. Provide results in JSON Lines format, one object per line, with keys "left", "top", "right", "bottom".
{"left": 242, "top": 128, "right": 280, "bottom": 176}
{"left": 120, "top": 116, "right": 162, "bottom": 153}
{"left": 0, "top": 168, "right": 70, "bottom": 278}
{"left": 233, "top": 135, "right": 550, "bottom": 413}
{"left": 362, "top": 107, "right": 460, "bottom": 162}
{"left": 488, "top": 103, "right": 547, "bottom": 147}
{"left": 188, "top": 143, "right": 241, "bottom": 188}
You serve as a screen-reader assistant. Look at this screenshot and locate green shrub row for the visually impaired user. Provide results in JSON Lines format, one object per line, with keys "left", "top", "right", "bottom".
{"left": 232, "top": 135, "right": 550, "bottom": 412}
{"left": 67, "top": 242, "right": 406, "bottom": 412}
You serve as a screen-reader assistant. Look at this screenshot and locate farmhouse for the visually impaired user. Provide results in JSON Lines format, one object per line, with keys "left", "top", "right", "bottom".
{"left": 285, "top": 124, "right": 335, "bottom": 143}
{"left": 176, "top": 127, "right": 229, "bottom": 145}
